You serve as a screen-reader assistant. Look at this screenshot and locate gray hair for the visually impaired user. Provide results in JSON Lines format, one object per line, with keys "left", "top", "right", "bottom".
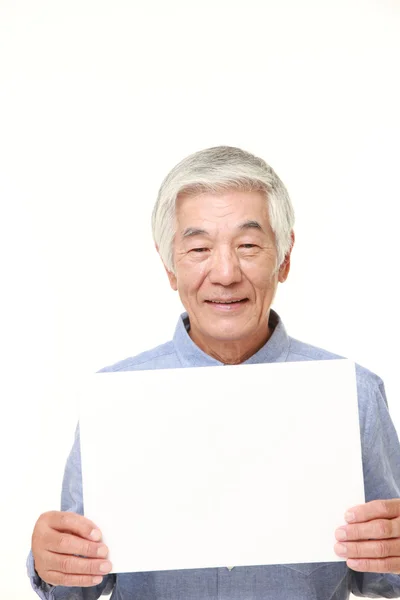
{"left": 151, "top": 146, "right": 295, "bottom": 274}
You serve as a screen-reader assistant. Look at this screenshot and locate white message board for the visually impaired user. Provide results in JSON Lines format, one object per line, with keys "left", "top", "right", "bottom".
{"left": 79, "top": 359, "right": 364, "bottom": 573}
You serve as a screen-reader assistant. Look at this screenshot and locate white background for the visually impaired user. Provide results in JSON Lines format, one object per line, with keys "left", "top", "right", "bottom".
{"left": 0, "top": 1, "right": 399, "bottom": 598}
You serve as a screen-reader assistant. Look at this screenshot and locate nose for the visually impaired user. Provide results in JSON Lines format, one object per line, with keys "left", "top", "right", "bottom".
{"left": 208, "top": 247, "right": 242, "bottom": 286}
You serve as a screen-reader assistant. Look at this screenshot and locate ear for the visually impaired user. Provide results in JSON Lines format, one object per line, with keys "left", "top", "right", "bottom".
{"left": 166, "top": 267, "right": 178, "bottom": 291}
{"left": 278, "top": 230, "right": 295, "bottom": 283}
{"left": 156, "top": 243, "right": 178, "bottom": 291}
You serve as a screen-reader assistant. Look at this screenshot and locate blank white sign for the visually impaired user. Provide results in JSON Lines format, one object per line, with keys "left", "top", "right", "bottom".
{"left": 79, "top": 359, "right": 364, "bottom": 573}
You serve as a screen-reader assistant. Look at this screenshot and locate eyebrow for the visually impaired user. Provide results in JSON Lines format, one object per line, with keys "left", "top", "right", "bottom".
{"left": 238, "top": 220, "right": 263, "bottom": 232}
{"left": 181, "top": 220, "right": 264, "bottom": 238}
{"left": 182, "top": 227, "right": 209, "bottom": 238}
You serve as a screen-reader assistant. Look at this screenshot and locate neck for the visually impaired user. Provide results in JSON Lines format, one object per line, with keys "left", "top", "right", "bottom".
{"left": 189, "top": 320, "right": 272, "bottom": 365}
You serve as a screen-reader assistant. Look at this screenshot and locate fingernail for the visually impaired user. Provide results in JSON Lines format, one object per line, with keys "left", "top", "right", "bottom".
{"left": 335, "top": 528, "right": 347, "bottom": 541}
{"left": 97, "top": 545, "right": 108, "bottom": 558}
{"left": 345, "top": 511, "right": 356, "bottom": 522}
{"left": 90, "top": 529, "right": 102, "bottom": 541}
{"left": 347, "top": 559, "right": 360, "bottom": 569}
{"left": 334, "top": 543, "right": 348, "bottom": 557}
{"left": 93, "top": 576, "right": 103, "bottom": 584}
{"left": 100, "top": 561, "right": 112, "bottom": 573}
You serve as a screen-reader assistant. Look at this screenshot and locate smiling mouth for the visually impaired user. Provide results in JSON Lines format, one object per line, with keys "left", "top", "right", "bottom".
{"left": 205, "top": 299, "right": 248, "bottom": 304}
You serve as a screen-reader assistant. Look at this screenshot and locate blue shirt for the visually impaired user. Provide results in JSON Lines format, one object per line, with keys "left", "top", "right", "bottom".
{"left": 27, "top": 310, "right": 400, "bottom": 599}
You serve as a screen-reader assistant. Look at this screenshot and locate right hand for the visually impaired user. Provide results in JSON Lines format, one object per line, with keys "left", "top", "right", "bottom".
{"left": 32, "top": 511, "right": 112, "bottom": 587}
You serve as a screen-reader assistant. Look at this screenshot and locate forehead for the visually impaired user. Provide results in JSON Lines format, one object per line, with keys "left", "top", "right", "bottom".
{"left": 175, "top": 190, "right": 270, "bottom": 227}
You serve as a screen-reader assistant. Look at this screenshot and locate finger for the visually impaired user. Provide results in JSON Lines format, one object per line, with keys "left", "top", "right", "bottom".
{"left": 47, "top": 511, "right": 102, "bottom": 541}
{"left": 336, "top": 517, "right": 400, "bottom": 541}
{"left": 334, "top": 538, "right": 400, "bottom": 560}
{"left": 45, "top": 530, "right": 109, "bottom": 559}
{"left": 47, "top": 552, "right": 112, "bottom": 576}
{"left": 345, "top": 499, "right": 400, "bottom": 524}
{"left": 44, "top": 571, "right": 106, "bottom": 587}
{"left": 346, "top": 557, "right": 400, "bottom": 574}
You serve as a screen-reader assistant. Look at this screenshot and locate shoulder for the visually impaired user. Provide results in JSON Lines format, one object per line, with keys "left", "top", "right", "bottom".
{"left": 287, "top": 335, "right": 388, "bottom": 444}
{"left": 288, "top": 335, "right": 385, "bottom": 400}
{"left": 98, "top": 341, "right": 180, "bottom": 372}
{"left": 288, "top": 336, "right": 344, "bottom": 362}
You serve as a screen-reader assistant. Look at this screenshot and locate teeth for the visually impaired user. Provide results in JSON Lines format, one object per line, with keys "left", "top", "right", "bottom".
{"left": 210, "top": 300, "right": 241, "bottom": 303}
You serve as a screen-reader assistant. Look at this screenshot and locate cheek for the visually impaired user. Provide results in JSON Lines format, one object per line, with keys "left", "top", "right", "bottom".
{"left": 176, "top": 262, "right": 207, "bottom": 297}
{"left": 244, "top": 262, "right": 277, "bottom": 292}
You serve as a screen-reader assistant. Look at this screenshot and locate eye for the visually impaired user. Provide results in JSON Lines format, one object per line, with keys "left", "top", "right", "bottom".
{"left": 190, "top": 247, "right": 209, "bottom": 253}
{"left": 240, "top": 244, "right": 257, "bottom": 249}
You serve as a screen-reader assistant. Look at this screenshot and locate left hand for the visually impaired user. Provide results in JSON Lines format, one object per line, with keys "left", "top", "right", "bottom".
{"left": 334, "top": 499, "right": 400, "bottom": 573}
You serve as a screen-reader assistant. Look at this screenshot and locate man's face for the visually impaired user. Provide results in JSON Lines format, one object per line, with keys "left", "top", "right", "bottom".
{"left": 165, "top": 189, "right": 292, "bottom": 347}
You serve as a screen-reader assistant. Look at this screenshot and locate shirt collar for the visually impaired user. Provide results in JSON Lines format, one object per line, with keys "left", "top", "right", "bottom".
{"left": 172, "top": 309, "right": 290, "bottom": 367}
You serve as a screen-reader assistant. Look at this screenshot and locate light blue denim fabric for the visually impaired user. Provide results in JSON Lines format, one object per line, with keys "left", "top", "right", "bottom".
{"left": 27, "top": 310, "right": 400, "bottom": 599}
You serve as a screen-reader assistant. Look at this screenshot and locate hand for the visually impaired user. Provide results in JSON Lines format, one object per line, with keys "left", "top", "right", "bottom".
{"left": 32, "top": 511, "right": 112, "bottom": 587}
{"left": 334, "top": 499, "right": 400, "bottom": 574}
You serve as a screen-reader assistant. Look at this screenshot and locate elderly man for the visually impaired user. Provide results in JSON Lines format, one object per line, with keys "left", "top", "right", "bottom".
{"left": 28, "top": 146, "right": 400, "bottom": 599}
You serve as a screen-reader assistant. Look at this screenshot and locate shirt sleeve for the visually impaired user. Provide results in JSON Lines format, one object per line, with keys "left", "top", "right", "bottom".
{"left": 27, "top": 423, "right": 116, "bottom": 600}
{"left": 351, "top": 371, "right": 400, "bottom": 597}
{"left": 26, "top": 549, "right": 56, "bottom": 600}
